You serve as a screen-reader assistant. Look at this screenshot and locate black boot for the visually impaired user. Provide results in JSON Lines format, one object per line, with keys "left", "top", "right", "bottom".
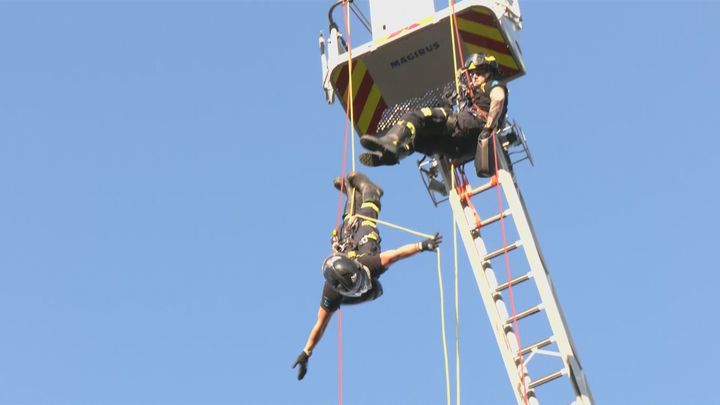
{"left": 333, "top": 176, "right": 351, "bottom": 193}
{"left": 360, "top": 121, "right": 415, "bottom": 161}
{"left": 333, "top": 176, "right": 362, "bottom": 218}
{"left": 347, "top": 171, "right": 383, "bottom": 205}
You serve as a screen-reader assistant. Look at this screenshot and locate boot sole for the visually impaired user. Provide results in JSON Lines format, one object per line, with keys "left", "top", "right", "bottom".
{"left": 359, "top": 152, "right": 398, "bottom": 167}
{"left": 360, "top": 135, "right": 397, "bottom": 154}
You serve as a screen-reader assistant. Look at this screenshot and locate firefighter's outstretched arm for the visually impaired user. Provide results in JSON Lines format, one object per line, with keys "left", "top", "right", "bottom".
{"left": 380, "top": 233, "right": 442, "bottom": 268}
{"left": 293, "top": 306, "right": 333, "bottom": 381}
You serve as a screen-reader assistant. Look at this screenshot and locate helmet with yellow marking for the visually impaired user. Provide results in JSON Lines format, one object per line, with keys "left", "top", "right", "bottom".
{"left": 464, "top": 52, "right": 500, "bottom": 77}
{"left": 322, "top": 254, "right": 371, "bottom": 297}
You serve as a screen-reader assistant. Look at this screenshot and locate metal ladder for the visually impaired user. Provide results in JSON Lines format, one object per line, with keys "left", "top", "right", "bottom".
{"left": 422, "top": 136, "right": 594, "bottom": 404}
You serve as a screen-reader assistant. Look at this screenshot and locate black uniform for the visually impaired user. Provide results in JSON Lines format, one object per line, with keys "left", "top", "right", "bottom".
{"left": 398, "top": 80, "right": 508, "bottom": 160}
{"left": 320, "top": 197, "right": 386, "bottom": 312}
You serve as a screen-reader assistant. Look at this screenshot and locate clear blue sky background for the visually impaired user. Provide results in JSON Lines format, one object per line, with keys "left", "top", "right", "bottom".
{"left": 1, "top": 1, "right": 719, "bottom": 404}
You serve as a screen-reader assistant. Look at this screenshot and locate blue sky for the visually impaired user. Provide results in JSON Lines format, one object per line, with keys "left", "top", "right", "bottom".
{"left": 1, "top": 1, "right": 719, "bottom": 404}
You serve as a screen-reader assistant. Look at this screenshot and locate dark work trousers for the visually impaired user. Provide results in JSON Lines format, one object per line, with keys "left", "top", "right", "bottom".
{"left": 342, "top": 198, "right": 381, "bottom": 256}
{"left": 339, "top": 197, "right": 384, "bottom": 305}
{"left": 396, "top": 107, "right": 486, "bottom": 159}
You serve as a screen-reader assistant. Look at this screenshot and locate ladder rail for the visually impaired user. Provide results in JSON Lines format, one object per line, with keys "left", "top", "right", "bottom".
{"left": 496, "top": 154, "right": 595, "bottom": 404}
{"left": 446, "top": 166, "right": 536, "bottom": 405}
{"left": 439, "top": 147, "right": 594, "bottom": 404}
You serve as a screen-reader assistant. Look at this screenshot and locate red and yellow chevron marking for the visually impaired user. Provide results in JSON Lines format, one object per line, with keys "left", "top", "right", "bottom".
{"left": 457, "top": 7, "right": 521, "bottom": 78}
{"left": 331, "top": 59, "right": 387, "bottom": 135}
{"left": 372, "top": 15, "right": 434, "bottom": 47}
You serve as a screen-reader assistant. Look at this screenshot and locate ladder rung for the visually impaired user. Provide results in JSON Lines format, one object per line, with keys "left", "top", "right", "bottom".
{"left": 483, "top": 240, "right": 522, "bottom": 262}
{"left": 467, "top": 178, "right": 497, "bottom": 197}
{"left": 528, "top": 369, "right": 566, "bottom": 389}
{"left": 505, "top": 304, "right": 542, "bottom": 326}
{"left": 516, "top": 337, "right": 554, "bottom": 359}
{"left": 496, "top": 272, "right": 532, "bottom": 293}
{"left": 477, "top": 209, "right": 511, "bottom": 230}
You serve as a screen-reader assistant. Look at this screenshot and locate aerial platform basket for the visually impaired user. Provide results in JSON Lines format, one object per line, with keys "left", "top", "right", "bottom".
{"left": 320, "top": 0, "right": 526, "bottom": 136}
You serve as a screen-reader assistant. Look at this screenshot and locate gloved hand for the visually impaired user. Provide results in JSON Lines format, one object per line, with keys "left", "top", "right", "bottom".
{"left": 420, "top": 233, "right": 443, "bottom": 252}
{"left": 292, "top": 351, "right": 310, "bottom": 380}
{"left": 480, "top": 126, "right": 493, "bottom": 139}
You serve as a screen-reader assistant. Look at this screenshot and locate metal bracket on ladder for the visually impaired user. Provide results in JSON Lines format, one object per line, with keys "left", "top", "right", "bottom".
{"left": 418, "top": 133, "right": 593, "bottom": 404}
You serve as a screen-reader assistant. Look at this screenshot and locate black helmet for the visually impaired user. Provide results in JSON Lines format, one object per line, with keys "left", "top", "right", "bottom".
{"left": 322, "top": 254, "right": 371, "bottom": 297}
{"left": 464, "top": 52, "right": 500, "bottom": 76}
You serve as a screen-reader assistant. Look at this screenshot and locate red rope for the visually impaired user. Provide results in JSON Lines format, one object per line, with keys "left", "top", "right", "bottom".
{"left": 449, "top": 2, "right": 477, "bottom": 106}
{"left": 335, "top": 87, "right": 351, "bottom": 228}
{"left": 450, "top": 0, "right": 489, "bottom": 120}
{"left": 449, "top": 1, "right": 528, "bottom": 402}
{"left": 449, "top": 1, "right": 467, "bottom": 79}
{"left": 334, "top": 3, "right": 356, "bottom": 404}
{"left": 337, "top": 309, "right": 343, "bottom": 405}
{"left": 455, "top": 167, "right": 482, "bottom": 229}
{"left": 332, "top": 71, "right": 351, "bottom": 405}
{"left": 492, "top": 132, "right": 528, "bottom": 403}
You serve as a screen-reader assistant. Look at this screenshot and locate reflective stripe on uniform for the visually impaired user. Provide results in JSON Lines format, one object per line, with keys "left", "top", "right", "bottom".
{"left": 421, "top": 107, "right": 432, "bottom": 117}
{"left": 361, "top": 202, "right": 380, "bottom": 213}
{"left": 405, "top": 121, "right": 416, "bottom": 135}
{"left": 361, "top": 220, "right": 377, "bottom": 228}
{"left": 366, "top": 232, "right": 379, "bottom": 241}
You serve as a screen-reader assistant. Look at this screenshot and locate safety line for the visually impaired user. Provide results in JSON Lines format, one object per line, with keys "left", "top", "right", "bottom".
{"left": 450, "top": 2, "right": 472, "bottom": 100}
{"left": 451, "top": 165, "right": 461, "bottom": 405}
{"left": 333, "top": 36, "right": 352, "bottom": 405}
{"left": 447, "top": 1, "right": 527, "bottom": 403}
{"left": 435, "top": 248, "right": 452, "bottom": 405}
{"left": 352, "top": 214, "right": 433, "bottom": 239}
{"left": 335, "top": 3, "right": 357, "bottom": 404}
{"left": 342, "top": 3, "right": 356, "bottom": 173}
{"left": 335, "top": 82, "right": 352, "bottom": 228}
{"left": 337, "top": 308, "right": 343, "bottom": 405}
{"left": 334, "top": 4, "right": 451, "bottom": 405}
{"left": 449, "top": 0, "right": 462, "bottom": 115}
{"left": 492, "top": 133, "right": 528, "bottom": 404}
{"left": 346, "top": 216, "right": 452, "bottom": 405}
{"left": 448, "top": 2, "right": 462, "bottom": 402}
{"left": 457, "top": 169, "right": 482, "bottom": 229}
{"left": 353, "top": 211, "right": 451, "bottom": 405}
{"left": 449, "top": 0, "right": 483, "bottom": 117}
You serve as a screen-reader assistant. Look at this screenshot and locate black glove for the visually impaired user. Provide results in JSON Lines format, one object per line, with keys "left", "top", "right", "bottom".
{"left": 292, "top": 351, "right": 309, "bottom": 380}
{"left": 420, "top": 233, "right": 443, "bottom": 251}
{"left": 480, "top": 126, "right": 493, "bottom": 140}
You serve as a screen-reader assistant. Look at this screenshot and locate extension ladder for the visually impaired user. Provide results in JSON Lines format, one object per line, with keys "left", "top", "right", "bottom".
{"left": 434, "top": 142, "right": 594, "bottom": 405}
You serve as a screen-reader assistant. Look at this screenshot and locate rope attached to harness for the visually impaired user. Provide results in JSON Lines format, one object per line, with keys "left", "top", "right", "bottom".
{"left": 492, "top": 130, "right": 529, "bottom": 403}
{"left": 352, "top": 213, "right": 451, "bottom": 405}
{"left": 353, "top": 214, "right": 433, "bottom": 239}
{"left": 335, "top": 3, "right": 357, "bottom": 403}
{"left": 447, "top": 1, "right": 528, "bottom": 403}
{"left": 448, "top": 1, "right": 462, "bottom": 403}
{"left": 333, "top": 3, "right": 450, "bottom": 404}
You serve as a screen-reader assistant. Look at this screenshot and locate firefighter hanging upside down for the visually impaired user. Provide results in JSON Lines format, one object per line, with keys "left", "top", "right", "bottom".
{"left": 292, "top": 171, "right": 442, "bottom": 380}
{"left": 359, "top": 53, "right": 508, "bottom": 177}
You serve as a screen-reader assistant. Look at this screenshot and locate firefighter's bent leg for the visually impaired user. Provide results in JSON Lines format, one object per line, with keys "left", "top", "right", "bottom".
{"left": 359, "top": 107, "right": 453, "bottom": 167}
